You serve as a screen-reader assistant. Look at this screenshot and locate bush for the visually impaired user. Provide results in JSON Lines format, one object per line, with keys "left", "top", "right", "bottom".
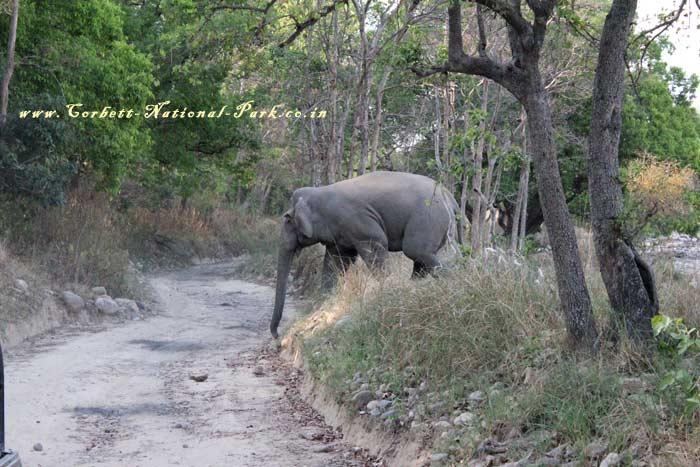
{"left": 624, "top": 153, "right": 699, "bottom": 236}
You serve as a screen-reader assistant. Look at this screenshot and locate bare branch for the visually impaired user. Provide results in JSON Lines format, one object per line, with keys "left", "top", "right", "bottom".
{"left": 445, "top": 1, "right": 525, "bottom": 94}
{"left": 469, "top": 0, "right": 532, "bottom": 38}
{"left": 278, "top": 0, "right": 349, "bottom": 48}
{"left": 632, "top": 0, "right": 688, "bottom": 45}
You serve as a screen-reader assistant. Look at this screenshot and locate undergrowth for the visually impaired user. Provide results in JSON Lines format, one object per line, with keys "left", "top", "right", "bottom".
{"left": 0, "top": 183, "right": 280, "bottom": 297}
{"left": 292, "top": 252, "right": 700, "bottom": 465}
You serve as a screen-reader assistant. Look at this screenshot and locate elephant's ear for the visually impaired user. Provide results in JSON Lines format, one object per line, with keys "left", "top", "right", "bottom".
{"left": 294, "top": 197, "right": 313, "bottom": 238}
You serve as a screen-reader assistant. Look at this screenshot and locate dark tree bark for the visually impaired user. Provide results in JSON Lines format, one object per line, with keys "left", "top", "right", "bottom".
{"left": 588, "top": 0, "right": 658, "bottom": 339}
{"left": 0, "top": 0, "right": 19, "bottom": 128}
{"left": 419, "top": 0, "right": 598, "bottom": 349}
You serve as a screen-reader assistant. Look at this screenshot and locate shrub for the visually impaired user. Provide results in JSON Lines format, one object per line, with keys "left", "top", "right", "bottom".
{"left": 624, "top": 153, "right": 699, "bottom": 236}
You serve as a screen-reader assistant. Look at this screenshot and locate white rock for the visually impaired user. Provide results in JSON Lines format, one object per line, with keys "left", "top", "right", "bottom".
{"left": 469, "top": 390, "right": 485, "bottom": 406}
{"left": 453, "top": 411, "right": 475, "bottom": 427}
{"left": 14, "top": 279, "right": 28, "bottom": 293}
{"left": 115, "top": 298, "right": 139, "bottom": 313}
{"left": 96, "top": 297, "right": 120, "bottom": 315}
{"left": 599, "top": 452, "right": 622, "bottom": 467}
{"left": 433, "top": 420, "right": 452, "bottom": 431}
{"left": 366, "top": 400, "right": 380, "bottom": 412}
{"left": 62, "top": 291, "right": 85, "bottom": 312}
{"left": 92, "top": 286, "right": 107, "bottom": 296}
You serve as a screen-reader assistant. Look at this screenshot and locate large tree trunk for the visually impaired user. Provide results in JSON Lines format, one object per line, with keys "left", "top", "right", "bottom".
{"left": 0, "top": 0, "right": 19, "bottom": 128}
{"left": 588, "top": 0, "right": 657, "bottom": 339}
{"left": 524, "top": 83, "right": 598, "bottom": 347}
{"left": 431, "top": 0, "right": 599, "bottom": 350}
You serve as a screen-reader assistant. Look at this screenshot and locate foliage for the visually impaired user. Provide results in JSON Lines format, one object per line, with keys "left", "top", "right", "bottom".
{"left": 623, "top": 153, "right": 699, "bottom": 236}
{"left": 1, "top": 0, "right": 155, "bottom": 194}
{"left": 652, "top": 314, "right": 700, "bottom": 416}
{"left": 0, "top": 94, "right": 77, "bottom": 205}
{"left": 291, "top": 254, "right": 700, "bottom": 463}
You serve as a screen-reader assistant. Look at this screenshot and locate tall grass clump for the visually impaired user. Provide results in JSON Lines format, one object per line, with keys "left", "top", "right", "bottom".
{"left": 293, "top": 249, "right": 700, "bottom": 464}
{"left": 301, "top": 256, "right": 563, "bottom": 395}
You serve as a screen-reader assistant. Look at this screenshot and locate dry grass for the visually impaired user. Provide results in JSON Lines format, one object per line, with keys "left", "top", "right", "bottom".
{"left": 288, "top": 229, "right": 700, "bottom": 465}
{"left": 1, "top": 183, "right": 281, "bottom": 296}
{"left": 28, "top": 188, "right": 132, "bottom": 293}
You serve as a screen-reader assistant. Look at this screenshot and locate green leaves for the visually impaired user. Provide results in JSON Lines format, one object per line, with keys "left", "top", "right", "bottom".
{"left": 653, "top": 314, "right": 700, "bottom": 416}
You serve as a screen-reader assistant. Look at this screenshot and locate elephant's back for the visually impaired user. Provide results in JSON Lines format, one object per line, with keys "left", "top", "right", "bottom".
{"left": 328, "top": 171, "right": 443, "bottom": 205}
{"left": 323, "top": 172, "right": 453, "bottom": 248}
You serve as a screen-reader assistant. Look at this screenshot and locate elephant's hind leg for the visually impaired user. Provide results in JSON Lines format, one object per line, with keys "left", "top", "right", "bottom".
{"left": 403, "top": 211, "right": 446, "bottom": 277}
{"left": 412, "top": 261, "right": 430, "bottom": 278}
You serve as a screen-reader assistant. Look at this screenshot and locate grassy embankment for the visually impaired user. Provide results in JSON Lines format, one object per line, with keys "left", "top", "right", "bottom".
{"left": 285, "top": 233, "right": 700, "bottom": 466}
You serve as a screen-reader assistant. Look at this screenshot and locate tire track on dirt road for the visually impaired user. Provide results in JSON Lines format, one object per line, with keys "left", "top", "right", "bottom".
{"left": 4, "top": 262, "right": 374, "bottom": 467}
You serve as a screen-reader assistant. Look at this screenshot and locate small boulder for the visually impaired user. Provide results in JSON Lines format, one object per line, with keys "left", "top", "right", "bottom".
{"left": 115, "top": 298, "right": 139, "bottom": 313}
{"left": 300, "top": 429, "right": 323, "bottom": 441}
{"left": 352, "top": 390, "right": 374, "bottom": 410}
{"left": 585, "top": 440, "right": 609, "bottom": 460}
{"left": 599, "top": 453, "right": 622, "bottom": 467}
{"left": 189, "top": 373, "right": 208, "bottom": 383}
{"left": 33, "top": 442, "right": 43, "bottom": 452}
{"left": 95, "top": 297, "right": 120, "bottom": 315}
{"left": 62, "top": 291, "right": 85, "bottom": 312}
{"left": 14, "top": 279, "right": 29, "bottom": 293}
{"left": 311, "top": 443, "right": 336, "bottom": 453}
{"left": 366, "top": 400, "right": 381, "bottom": 412}
{"left": 91, "top": 286, "right": 107, "bottom": 296}
{"left": 453, "top": 411, "right": 475, "bottom": 427}
{"left": 433, "top": 420, "right": 452, "bottom": 432}
{"left": 469, "top": 390, "right": 485, "bottom": 407}
{"left": 430, "top": 453, "right": 449, "bottom": 464}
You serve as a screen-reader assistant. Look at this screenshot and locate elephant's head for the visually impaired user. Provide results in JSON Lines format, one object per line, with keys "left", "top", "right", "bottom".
{"left": 270, "top": 192, "right": 315, "bottom": 338}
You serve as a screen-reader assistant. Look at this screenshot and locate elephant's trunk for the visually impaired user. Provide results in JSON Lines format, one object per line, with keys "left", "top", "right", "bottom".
{"left": 270, "top": 245, "right": 295, "bottom": 338}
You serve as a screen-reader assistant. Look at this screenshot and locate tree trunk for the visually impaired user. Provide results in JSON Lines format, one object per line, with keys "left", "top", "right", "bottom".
{"left": 588, "top": 0, "right": 657, "bottom": 340}
{"left": 511, "top": 116, "right": 529, "bottom": 251}
{"left": 0, "top": 0, "right": 19, "bottom": 128}
{"left": 437, "top": 0, "right": 599, "bottom": 350}
{"left": 524, "top": 83, "right": 598, "bottom": 347}
{"left": 370, "top": 68, "right": 391, "bottom": 172}
{"left": 470, "top": 80, "right": 489, "bottom": 255}
{"left": 517, "top": 156, "right": 530, "bottom": 251}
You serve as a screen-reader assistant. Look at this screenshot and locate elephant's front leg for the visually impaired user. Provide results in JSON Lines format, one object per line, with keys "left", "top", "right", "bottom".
{"left": 356, "top": 239, "right": 388, "bottom": 273}
{"left": 321, "top": 246, "right": 357, "bottom": 291}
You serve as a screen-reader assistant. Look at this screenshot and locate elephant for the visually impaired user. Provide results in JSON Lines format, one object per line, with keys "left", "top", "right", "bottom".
{"left": 269, "top": 171, "right": 463, "bottom": 338}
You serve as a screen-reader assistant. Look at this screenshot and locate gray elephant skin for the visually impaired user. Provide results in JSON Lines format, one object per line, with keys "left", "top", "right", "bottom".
{"left": 270, "top": 171, "right": 463, "bottom": 338}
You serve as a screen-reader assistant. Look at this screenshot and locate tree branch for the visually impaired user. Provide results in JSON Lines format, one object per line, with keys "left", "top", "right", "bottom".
{"left": 445, "top": 2, "right": 525, "bottom": 95}
{"left": 278, "top": 0, "right": 348, "bottom": 48}
{"left": 469, "top": 0, "right": 532, "bottom": 37}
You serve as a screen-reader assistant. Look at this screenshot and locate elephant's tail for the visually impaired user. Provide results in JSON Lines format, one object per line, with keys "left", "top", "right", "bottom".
{"left": 441, "top": 187, "right": 464, "bottom": 256}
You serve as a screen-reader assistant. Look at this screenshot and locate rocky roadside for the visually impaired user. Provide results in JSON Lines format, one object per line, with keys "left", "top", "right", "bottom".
{"left": 290, "top": 362, "right": 647, "bottom": 467}
{"left": 1, "top": 262, "right": 152, "bottom": 348}
{"left": 643, "top": 231, "right": 700, "bottom": 279}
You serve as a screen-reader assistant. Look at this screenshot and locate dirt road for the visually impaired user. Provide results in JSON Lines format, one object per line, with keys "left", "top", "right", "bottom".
{"left": 4, "top": 262, "right": 356, "bottom": 467}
